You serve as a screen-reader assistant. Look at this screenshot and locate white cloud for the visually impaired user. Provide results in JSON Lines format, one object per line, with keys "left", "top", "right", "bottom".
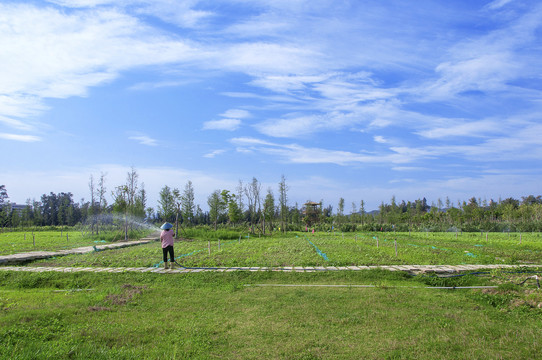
{"left": 0, "top": 133, "right": 41, "bottom": 142}
{"left": 0, "top": 3, "right": 198, "bottom": 131}
{"left": 203, "top": 119, "right": 241, "bottom": 131}
{"left": 47, "top": 0, "right": 213, "bottom": 28}
{"left": 373, "top": 136, "right": 387, "bottom": 144}
{"left": 219, "top": 109, "right": 251, "bottom": 119}
{"left": 203, "top": 149, "right": 226, "bottom": 158}
{"left": 129, "top": 135, "right": 158, "bottom": 146}
{"left": 230, "top": 137, "right": 411, "bottom": 165}
{"left": 415, "top": 120, "right": 503, "bottom": 139}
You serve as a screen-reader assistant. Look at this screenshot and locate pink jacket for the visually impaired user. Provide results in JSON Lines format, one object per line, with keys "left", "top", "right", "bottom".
{"left": 160, "top": 230, "right": 175, "bottom": 248}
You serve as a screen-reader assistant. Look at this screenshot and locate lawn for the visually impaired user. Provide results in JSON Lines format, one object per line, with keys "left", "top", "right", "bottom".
{"left": 1, "top": 270, "right": 541, "bottom": 359}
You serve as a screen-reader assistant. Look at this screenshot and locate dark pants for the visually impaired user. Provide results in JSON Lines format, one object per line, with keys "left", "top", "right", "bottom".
{"left": 163, "top": 246, "right": 174, "bottom": 262}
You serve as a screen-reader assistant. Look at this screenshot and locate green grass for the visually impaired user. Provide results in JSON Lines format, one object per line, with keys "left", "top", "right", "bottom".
{"left": 0, "top": 270, "right": 541, "bottom": 359}
{"left": 25, "top": 231, "right": 542, "bottom": 268}
{"left": 2, "top": 230, "right": 542, "bottom": 359}
{"left": 0, "top": 229, "right": 154, "bottom": 255}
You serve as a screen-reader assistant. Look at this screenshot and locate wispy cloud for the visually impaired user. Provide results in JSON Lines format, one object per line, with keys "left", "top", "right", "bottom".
{"left": 203, "top": 149, "right": 226, "bottom": 158}
{"left": 0, "top": 133, "right": 41, "bottom": 142}
{"left": 219, "top": 109, "right": 251, "bottom": 119}
{"left": 231, "top": 137, "right": 413, "bottom": 165}
{"left": 129, "top": 135, "right": 158, "bottom": 146}
{"left": 0, "top": 2, "right": 198, "bottom": 133}
{"left": 203, "top": 119, "right": 241, "bottom": 131}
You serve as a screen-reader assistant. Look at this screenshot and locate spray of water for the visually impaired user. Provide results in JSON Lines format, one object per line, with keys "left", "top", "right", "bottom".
{"left": 79, "top": 213, "right": 161, "bottom": 241}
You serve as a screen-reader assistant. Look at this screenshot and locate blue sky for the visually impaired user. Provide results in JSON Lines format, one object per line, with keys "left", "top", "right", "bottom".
{"left": 1, "top": 0, "right": 542, "bottom": 212}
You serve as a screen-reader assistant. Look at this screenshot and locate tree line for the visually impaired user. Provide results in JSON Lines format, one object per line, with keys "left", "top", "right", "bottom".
{"left": 1, "top": 170, "right": 542, "bottom": 233}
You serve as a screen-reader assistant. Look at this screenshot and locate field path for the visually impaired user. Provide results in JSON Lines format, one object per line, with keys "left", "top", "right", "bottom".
{"left": 0, "top": 232, "right": 160, "bottom": 265}
{"left": 0, "top": 264, "right": 540, "bottom": 274}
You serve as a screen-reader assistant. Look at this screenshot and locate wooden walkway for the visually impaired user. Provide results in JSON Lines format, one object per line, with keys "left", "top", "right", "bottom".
{"left": 0, "top": 264, "right": 540, "bottom": 275}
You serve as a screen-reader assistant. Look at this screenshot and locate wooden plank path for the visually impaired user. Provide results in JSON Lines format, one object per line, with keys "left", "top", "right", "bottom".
{"left": 0, "top": 233, "right": 160, "bottom": 265}
{"left": 0, "top": 264, "right": 540, "bottom": 274}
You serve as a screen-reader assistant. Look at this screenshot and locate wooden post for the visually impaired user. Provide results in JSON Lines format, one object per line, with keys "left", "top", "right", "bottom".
{"left": 239, "top": 235, "right": 241, "bottom": 243}
{"left": 33, "top": 234, "right": 35, "bottom": 248}
{"left": 520, "top": 233, "right": 522, "bottom": 245}
{"left": 218, "top": 239, "right": 221, "bottom": 251}
{"left": 486, "top": 233, "right": 488, "bottom": 241}
{"left": 395, "top": 240, "right": 398, "bottom": 257}
{"left": 376, "top": 237, "right": 379, "bottom": 248}
{"left": 67, "top": 233, "right": 69, "bottom": 244}
{"left": 208, "top": 241, "right": 211, "bottom": 255}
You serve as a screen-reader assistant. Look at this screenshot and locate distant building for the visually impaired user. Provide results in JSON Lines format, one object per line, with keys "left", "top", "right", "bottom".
{"left": 0, "top": 203, "right": 28, "bottom": 213}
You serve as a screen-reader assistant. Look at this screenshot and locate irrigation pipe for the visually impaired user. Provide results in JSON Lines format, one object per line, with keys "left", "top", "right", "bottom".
{"left": 244, "top": 284, "right": 498, "bottom": 290}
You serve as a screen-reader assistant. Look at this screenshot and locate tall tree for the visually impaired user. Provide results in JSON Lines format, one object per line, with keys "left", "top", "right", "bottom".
{"left": 181, "top": 180, "right": 195, "bottom": 226}
{"left": 337, "top": 197, "right": 345, "bottom": 226}
{"left": 111, "top": 185, "right": 129, "bottom": 240}
{"left": 97, "top": 172, "right": 107, "bottom": 234}
{"left": 157, "top": 185, "right": 175, "bottom": 223}
{"left": 172, "top": 188, "right": 183, "bottom": 238}
{"left": 0, "top": 185, "right": 9, "bottom": 230}
{"left": 208, "top": 190, "right": 225, "bottom": 231}
{"left": 0, "top": 185, "right": 8, "bottom": 206}
{"left": 263, "top": 188, "right": 275, "bottom": 234}
{"left": 278, "top": 175, "right": 288, "bottom": 233}
{"left": 88, "top": 175, "right": 97, "bottom": 234}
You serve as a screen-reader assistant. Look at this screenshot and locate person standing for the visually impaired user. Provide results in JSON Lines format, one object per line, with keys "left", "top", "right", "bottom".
{"left": 160, "top": 222, "right": 175, "bottom": 269}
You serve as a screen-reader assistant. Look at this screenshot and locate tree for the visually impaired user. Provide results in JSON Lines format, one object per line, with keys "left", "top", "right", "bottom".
{"left": 236, "top": 180, "right": 245, "bottom": 219}
{"left": 245, "top": 177, "right": 262, "bottom": 233}
{"left": 278, "top": 175, "right": 288, "bottom": 232}
{"left": 157, "top": 185, "right": 175, "bottom": 223}
{"left": 0, "top": 185, "right": 9, "bottom": 230}
{"left": 222, "top": 190, "right": 241, "bottom": 225}
{"left": 97, "top": 172, "right": 107, "bottom": 234}
{"left": 172, "top": 188, "right": 182, "bottom": 238}
{"left": 337, "top": 197, "right": 345, "bottom": 226}
{"left": 181, "top": 181, "right": 195, "bottom": 226}
{"left": 360, "top": 200, "right": 365, "bottom": 225}
{"left": 263, "top": 188, "right": 275, "bottom": 234}
{"left": 208, "top": 190, "right": 225, "bottom": 230}
{"left": 88, "top": 175, "right": 97, "bottom": 234}
{"left": 0, "top": 185, "right": 8, "bottom": 206}
{"left": 111, "top": 185, "right": 129, "bottom": 240}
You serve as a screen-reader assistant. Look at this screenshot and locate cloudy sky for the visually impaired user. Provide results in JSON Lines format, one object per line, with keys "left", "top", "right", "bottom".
{"left": 1, "top": 0, "right": 541, "bottom": 212}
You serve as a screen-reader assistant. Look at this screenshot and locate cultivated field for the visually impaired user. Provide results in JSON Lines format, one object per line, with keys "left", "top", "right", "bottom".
{"left": 1, "top": 230, "right": 541, "bottom": 359}
{"left": 0, "top": 228, "right": 154, "bottom": 256}
{"left": 22, "top": 230, "right": 542, "bottom": 268}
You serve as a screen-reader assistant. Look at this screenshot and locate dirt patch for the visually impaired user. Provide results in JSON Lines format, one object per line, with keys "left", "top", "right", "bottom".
{"left": 88, "top": 306, "right": 111, "bottom": 312}
{"left": 106, "top": 284, "right": 147, "bottom": 306}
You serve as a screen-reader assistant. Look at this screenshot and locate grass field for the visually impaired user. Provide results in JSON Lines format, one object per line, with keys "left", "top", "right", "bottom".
{"left": 1, "top": 270, "right": 541, "bottom": 359}
{"left": 2, "top": 230, "right": 541, "bottom": 359}
{"left": 0, "top": 228, "right": 154, "bottom": 256}
{"left": 23, "top": 231, "right": 542, "bottom": 268}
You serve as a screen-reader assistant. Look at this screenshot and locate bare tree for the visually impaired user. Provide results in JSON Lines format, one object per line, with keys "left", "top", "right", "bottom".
{"left": 278, "top": 175, "right": 288, "bottom": 233}
{"left": 245, "top": 177, "right": 262, "bottom": 234}
{"left": 88, "top": 175, "right": 96, "bottom": 235}
{"left": 97, "top": 172, "right": 107, "bottom": 234}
